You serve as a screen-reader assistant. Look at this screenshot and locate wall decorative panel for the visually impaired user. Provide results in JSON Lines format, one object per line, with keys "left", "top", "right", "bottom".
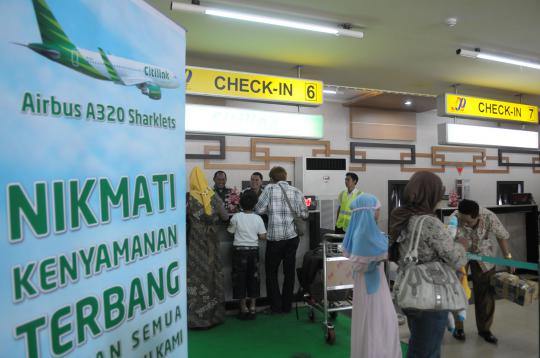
{"left": 431, "top": 146, "right": 486, "bottom": 167}
{"left": 312, "top": 148, "right": 367, "bottom": 172}
{"left": 250, "top": 138, "right": 331, "bottom": 162}
{"left": 203, "top": 145, "right": 270, "bottom": 170}
{"left": 534, "top": 157, "right": 540, "bottom": 173}
{"left": 473, "top": 155, "right": 510, "bottom": 174}
{"left": 498, "top": 149, "right": 540, "bottom": 167}
{"left": 186, "top": 134, "right": 225, "bottom": 159}
{"left": 350, "top": 107, "right": 416, "bottom": 141}
{"left": 350, "top": 142, "right": 416, "bottom": 165}
{"left": 400, "top": 152, "right": 445, "bottom": 173}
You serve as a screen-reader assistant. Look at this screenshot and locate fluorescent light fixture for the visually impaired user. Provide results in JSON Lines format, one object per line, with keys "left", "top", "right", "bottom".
{"left": 438, "top": 123, "right": 539, "bottom": 149}
{"left": 186, "top": 104, "right": 324, "bottom": 139}
{"left": 171, "top": 2, "right": 364, "bottom": 39}
{"left": 404, "top": 100, "right": 412, "bottom": 106}
{"left": 457, "top": 48, "right": 540, "bottom": 70}
{"left": 206, "top": 9, "right": 338, "bottom": 34}
{"left": 323, "top": 89, "right": 337, "bottom": 94}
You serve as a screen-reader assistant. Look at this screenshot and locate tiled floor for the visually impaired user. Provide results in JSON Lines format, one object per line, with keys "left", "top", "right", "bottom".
{"left": 399, "top": 299, "right": 539, "bottom": 357}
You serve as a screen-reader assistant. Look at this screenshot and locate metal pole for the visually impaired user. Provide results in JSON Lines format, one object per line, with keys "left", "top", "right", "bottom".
{"left": 296, "top": 65, "right": 303, "bottom": 113}
{"left": 451, "top": 83, "right": 459, "bottom": 124}
{"left": 322, "top": 235, "right": 328, "bottom": 326}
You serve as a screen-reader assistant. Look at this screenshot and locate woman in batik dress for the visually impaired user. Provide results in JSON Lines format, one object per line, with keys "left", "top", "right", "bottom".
{"left": 187, "top": 167, "right": 229, "bottom": 329}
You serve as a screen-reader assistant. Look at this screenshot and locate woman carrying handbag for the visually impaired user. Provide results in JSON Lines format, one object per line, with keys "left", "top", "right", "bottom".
{"left": 389, "top": 171, "right": 469, "bottom": 358}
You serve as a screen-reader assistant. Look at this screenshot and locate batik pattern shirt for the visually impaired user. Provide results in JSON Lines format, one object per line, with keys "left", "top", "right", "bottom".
{"left": 451, "top": 207, "right": 509, "bottom": 272}
{"left": 397, "top": 215, "right": 467, "bottom": 270}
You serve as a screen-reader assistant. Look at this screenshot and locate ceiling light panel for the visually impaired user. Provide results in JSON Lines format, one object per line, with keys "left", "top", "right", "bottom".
{"left": 438, "top": 123, "right": 539, "bottom": 149}
{"left": 186, "top": 104, "right": 324, "bottom": 138}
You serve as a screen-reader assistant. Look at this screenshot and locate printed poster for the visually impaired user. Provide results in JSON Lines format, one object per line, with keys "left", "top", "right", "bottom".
{"left": 0, "top": 1, "right": 187, "bottom": 357}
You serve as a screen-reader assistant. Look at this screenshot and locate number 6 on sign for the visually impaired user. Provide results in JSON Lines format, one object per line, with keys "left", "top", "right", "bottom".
{"left": 305, "top": 83, "right": 319, "bottom": 102}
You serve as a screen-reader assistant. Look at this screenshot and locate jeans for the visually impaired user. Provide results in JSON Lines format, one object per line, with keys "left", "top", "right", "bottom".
{"left": 403, "top": 309, "right": 448, "bottom": 358}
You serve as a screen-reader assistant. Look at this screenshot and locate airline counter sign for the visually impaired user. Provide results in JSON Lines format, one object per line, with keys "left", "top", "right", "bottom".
{"left": 186, "top": 66, "right": 323, "bottom": 106}
{"left": 437, "top": 93, "right": 538, "bottom": 124}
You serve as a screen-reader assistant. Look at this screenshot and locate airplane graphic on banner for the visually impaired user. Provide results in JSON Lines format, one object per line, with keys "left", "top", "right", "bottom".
{"left": 16, "top": 0, "right": 180, "bottom": 100}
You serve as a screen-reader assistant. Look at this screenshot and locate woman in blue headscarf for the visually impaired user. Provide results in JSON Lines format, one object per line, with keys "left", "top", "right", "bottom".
{"left": 343, "top": 193, "right": 401, "bottom": 358}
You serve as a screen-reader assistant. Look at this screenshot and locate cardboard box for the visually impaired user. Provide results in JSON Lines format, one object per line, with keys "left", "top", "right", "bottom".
{"left": 490, "top": 272, "right": 539, "bottom": 306}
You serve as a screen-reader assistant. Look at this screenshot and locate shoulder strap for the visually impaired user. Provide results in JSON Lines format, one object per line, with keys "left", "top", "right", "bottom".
{"left": 278, "top": 184, "right": 297, "bottom": 217}
{"left": 404, "top": 215, "right": 429, "bottom": 262}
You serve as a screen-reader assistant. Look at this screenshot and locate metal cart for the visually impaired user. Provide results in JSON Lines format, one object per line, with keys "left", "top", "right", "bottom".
{"left": 302, "top": 233, "right": 354, "bottom": 345}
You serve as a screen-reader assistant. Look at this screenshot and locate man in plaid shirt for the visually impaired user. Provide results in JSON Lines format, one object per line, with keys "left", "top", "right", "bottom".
{"left": 255, "top": 166, "right": 308, "bottom": 313}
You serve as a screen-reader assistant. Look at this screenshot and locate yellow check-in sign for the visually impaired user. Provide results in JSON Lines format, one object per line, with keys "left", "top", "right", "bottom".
{"left": 185, "top": 66, "right": 323, "bottom": 106}
{"left": 437, "top": 93, "right": 538, "bottom": 124}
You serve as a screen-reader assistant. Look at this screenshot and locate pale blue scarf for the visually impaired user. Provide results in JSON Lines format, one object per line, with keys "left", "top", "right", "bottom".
{"left": 343, "top": 193, "right": 388, "bottom": 294}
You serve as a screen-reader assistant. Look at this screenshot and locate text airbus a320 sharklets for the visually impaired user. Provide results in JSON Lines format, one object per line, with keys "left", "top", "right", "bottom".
{"left": 18, "top": 0, "right": 180, "bottom": 100}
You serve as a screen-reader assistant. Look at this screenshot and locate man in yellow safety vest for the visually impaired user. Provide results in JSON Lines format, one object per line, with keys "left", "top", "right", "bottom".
{"left": 335, "top": 172, "right": 361, "bottom": 234}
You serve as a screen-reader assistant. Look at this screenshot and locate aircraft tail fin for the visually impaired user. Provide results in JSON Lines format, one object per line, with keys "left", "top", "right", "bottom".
{"left": 31, "top": 0, "right": 76, "bottom": 49}
{"left": 98, "top": 48, "right": 123, "bottom": 83}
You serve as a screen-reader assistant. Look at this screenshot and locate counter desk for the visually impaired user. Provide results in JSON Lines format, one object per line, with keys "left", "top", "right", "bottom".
{"left": 217, "top": 211, "right": 319, "bottom": 304}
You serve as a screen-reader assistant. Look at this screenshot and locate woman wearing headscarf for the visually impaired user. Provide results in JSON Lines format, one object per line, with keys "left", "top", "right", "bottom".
{"left": 343, "top": 193, "right": 401, "bottom": 358}
{"left": 187, "top": 167, "right": 229, "bottom": 329}
{"left": 389, "top": 171, "right": 468, "bottom": 358}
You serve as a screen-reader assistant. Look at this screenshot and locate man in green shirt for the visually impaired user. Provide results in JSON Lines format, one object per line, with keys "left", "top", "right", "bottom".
{"left": 335, "top": 172, "right": 361, "bottom": 234}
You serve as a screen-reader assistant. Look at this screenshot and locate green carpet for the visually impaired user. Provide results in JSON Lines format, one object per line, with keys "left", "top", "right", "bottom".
{"left": 188, "top": 307, "right": 408, "bottom": 358}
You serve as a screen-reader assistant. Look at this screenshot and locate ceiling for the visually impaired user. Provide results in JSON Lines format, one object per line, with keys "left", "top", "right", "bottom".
{"left": 146, "top": 0, "right": 540, "bottom": 106}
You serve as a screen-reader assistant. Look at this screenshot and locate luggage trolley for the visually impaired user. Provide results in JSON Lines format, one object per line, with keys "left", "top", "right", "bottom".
{"left": 303, "top": 233, "right": 354, "bottom": 344}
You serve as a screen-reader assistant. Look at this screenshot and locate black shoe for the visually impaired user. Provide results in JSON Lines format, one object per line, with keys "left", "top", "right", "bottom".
{"left": 453, "top": 329, "right": 466, "bottom": 341}
{"left": 249, "top": 309, "right": 256, "bottom": 320}
{"left": 479, "top": 331, "right": 498, "bottom": 345}
{"left": 238, "top": 311, "right": 249, "bottom": 320}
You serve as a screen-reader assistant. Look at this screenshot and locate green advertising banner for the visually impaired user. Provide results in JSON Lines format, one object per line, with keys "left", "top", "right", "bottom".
{"left": 0, "top": 1, "right": 187, "bottom": 357}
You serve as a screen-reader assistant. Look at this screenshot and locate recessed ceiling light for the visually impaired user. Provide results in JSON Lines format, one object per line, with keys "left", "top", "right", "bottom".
{"left": 404, "top": 100, "right": 413, "bottom": 106}
{"left": 323, "top": 89, "right": 337, "bottom": 95}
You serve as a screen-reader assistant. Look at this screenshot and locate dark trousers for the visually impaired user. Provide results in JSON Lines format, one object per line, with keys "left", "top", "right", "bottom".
{"left": 470, "top": 261, "right": 496, "bottom": 333}
{"left": 232, "top": 248, "right": 260, "bottom": 299}
{"left": 265, "top": 237, "right": 299, "bottom": 313}
{"left": 403, "top": 309, "right": 448, "bottom": 358}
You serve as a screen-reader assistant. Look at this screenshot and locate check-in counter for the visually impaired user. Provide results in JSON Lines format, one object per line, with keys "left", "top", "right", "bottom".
{"left": 218, "top": 211, "right": 319, "bottom": 302}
